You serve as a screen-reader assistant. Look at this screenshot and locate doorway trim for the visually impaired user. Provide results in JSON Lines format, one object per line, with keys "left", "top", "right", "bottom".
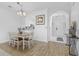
{"left": 49, "top": 11, "right": 69, "bottom": 44}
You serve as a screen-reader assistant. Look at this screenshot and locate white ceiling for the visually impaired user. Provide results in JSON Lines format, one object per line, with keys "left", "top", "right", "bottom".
{"left": 0, "top": 2, "right": 73, "bottom": 13}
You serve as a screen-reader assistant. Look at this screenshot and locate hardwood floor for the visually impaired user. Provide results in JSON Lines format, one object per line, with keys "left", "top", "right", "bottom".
{"left": 48, "top": 41, "right": 69, "bottom": 56}
{"left": 0, "top": 49, "right": 11, "bottom": 56}
{"left": 0, "top": 40, "right": 69, "bottom": 56}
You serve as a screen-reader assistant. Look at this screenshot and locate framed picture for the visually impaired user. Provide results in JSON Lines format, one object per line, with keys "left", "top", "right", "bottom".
{"left": 36, "top": 15, "right": 45, "bottom": 25}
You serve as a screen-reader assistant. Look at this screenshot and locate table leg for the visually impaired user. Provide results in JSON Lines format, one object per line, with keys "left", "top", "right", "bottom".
{"left": 23, "top": 37, "right": 25, "bottom": 50}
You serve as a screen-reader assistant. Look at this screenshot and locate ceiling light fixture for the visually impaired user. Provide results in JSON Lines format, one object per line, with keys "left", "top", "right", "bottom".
{"left": 16, "top": 2, "right": 26, "bottom": 16}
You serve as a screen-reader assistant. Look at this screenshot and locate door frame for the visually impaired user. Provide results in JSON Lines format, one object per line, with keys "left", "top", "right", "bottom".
{"left": 49, "top": 11, "right": 69, "bottom": 44}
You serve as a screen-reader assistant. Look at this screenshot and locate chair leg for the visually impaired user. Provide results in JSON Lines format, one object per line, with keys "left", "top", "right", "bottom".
{"left": 30, "top": 40, "right": 33, "bottom": 47}
{"left": 23, "top": 40, "right": 25, "bottom": 50}
{"left": 28, "top": 41, "right": 31, "bottom": 49}
{"left": 9, "top": 41, "right": 14, "bottom": 47}
{"left": 12, "top": 41, "right": 15, "bottom": 47}
{"left": 25, "top": 42, "right": 28, "bottom": 48}
{"left": 12, "top": 41, "right": 14, "bottom": 47}
{"left": 9, "top": 41, "right": 11, "bottom": 46}
{"left": 17, "top": 41, "right": 19, "bottom": 50}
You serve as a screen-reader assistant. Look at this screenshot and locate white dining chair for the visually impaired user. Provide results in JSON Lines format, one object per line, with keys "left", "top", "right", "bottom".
{"left": 8, "top": 32, "right": 17, "bottom": 47}
{"left": 28, "top": 31, "right": 34, "bottom": 47}
{"left": 13, "top": 33, "right": 24, "bottom": 50}
{"left": 9, "top": 32, "right": 23, "bottom": 50}
{"left": 23, "top": 31, "right": 33, "bottom": 49}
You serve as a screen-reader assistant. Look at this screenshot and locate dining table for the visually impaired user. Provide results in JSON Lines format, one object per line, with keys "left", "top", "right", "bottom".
{"left": 17, "top": 32, "right": 31, "bottom": 50}
{"left": 9, "top": 32, "right": 32, "bottom": 50}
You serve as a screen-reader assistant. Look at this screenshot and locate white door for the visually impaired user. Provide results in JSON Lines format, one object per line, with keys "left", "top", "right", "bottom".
{"left": 52, "top": 15, "right": 65, "bottom": 37}
{"left": 50, "top": 12, "right": 69, "bottom": 43}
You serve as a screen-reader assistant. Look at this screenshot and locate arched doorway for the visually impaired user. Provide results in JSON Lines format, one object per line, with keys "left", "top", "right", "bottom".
{"left": 49, "top": 11, "right": 69, "bottom": 44}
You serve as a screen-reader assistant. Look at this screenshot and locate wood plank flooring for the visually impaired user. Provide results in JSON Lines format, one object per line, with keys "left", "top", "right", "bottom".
{"left": 0, "top": 40, "right": 69, "bottom": 56}
{"left": 48, "top": 41, "right": 69, "bottom": 56}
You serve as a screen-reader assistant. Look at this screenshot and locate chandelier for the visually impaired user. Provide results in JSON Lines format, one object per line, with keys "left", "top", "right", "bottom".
{"left": 16, "top": 2, "right": 26, "bottom": 16}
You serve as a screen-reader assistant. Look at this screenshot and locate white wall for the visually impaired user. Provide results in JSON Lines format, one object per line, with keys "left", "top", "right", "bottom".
{"left": 25, "top": 9, "right": 48, "bottom": 42}
{"left": 0, "top": 7, "right": 24, "bottom": 43}
{"left": 24, "top": 2, "right": 71, "bottom": 43}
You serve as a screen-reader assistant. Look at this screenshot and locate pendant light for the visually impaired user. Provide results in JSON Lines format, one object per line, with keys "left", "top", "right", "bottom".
{"left": 16, "top": 2, "right": 26, "bottom": 16}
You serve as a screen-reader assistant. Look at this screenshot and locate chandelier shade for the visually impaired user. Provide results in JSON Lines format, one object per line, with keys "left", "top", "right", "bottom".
{"left": 17, "top": 10, "right": 26, "bottom": 16}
